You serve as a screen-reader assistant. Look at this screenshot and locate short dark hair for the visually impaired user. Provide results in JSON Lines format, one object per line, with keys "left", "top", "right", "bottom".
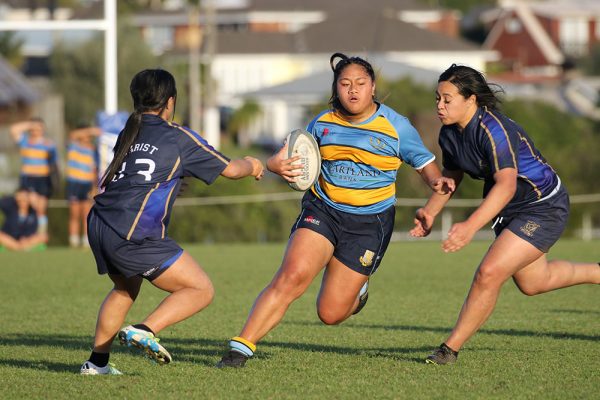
{"left": 329, "top": 52, "right": 377, "bottom": 111}
{"left": 438, "top": 64, "right": 503, "bottom": 110}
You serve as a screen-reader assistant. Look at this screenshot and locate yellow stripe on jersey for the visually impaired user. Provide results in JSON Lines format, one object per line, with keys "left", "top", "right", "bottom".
{"left": 68, "top": 150, "right": 94, "bottom": 165}
{"left": 127, "top": 182, "right": 160, "bottom": 240}
{"left": 319, "top": 112, "right": 399, "bottom": 139}
{"left": 169, "top": 122, "right": 230, "bottom": 165}
{"left": 21, "top": 148, "right": 49, "bottom": 159}
{"left": 320, "top": 145, "right": 401, "bottom": 170}
{"left": 485, "top": 112, "right": 517, "bottom": 165}
{"left": 66, "top": 168, "right": 95, "bottom": 181}
{"left": 160, "top": 157, "right": 181, "bottom": 238}
{"left": 480, "top": 123, "right": 500, "bottom": 172}
{"left": 319, "top": 178, "right": 395, "bottom": 206}
{"left": 22, "top": 164, "right": 50, "bottom": 176}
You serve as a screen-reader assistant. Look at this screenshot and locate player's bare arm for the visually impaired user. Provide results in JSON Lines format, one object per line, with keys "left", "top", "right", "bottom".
{"left": 222, "top": 157, "right": 265, "bottom": 180}
{"left": 9, "top": 121, "right": 32, "bottom": 142}
{"left": 410, "top": 169, "right": 463, "bottom": 238}
{"left": 442, "top": 167, "right": 516, "bottom": 252}
{"left": 417, "top": 162, "right": 456, "bottom": 195}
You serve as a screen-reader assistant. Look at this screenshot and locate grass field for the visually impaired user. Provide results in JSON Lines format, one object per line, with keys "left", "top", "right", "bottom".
{"left": 0, "top": 240, "right": 598, "bottom": 399}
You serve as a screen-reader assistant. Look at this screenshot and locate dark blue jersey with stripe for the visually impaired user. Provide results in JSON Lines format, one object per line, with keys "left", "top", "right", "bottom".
{"left": 439, "top": 106, "right": 559, "bottom": 216}
{"left": 93, "top": 114, "right": 230, "bottom": 242}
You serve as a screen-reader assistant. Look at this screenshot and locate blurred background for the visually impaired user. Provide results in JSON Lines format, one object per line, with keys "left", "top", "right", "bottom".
{"left": 1, "top": 0, "right": 599, "bottom": 246}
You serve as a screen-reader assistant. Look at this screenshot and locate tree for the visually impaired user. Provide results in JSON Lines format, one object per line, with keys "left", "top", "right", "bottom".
{"left": 0, "top": 32, "right": 25, "bottom": 69}
{"left": 49, "top": 18, "right": 158, "bottom": 127}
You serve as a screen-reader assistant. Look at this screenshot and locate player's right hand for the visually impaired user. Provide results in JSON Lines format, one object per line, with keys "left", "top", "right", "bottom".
{"left": 244, "top": 156, "right": 265, "bottom": 180}
{"left": 266, "top": 143, "right": 303, "bottom": 183}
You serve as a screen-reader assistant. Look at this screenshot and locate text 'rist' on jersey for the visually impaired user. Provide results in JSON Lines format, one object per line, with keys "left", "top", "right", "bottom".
{"left": 439, "top": 106, "right": 559, "bottom": 215}
{"left": 307, "top": 103, "right": 435, "bottom": 215}
{"left": 93, "top": 114, "right": 230, "bottom": 242}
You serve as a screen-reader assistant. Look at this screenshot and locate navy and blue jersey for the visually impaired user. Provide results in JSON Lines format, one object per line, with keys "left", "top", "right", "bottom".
{"left": 0, "top": 196, "right": 37, "bottom": 239}
{"left": 92, "top": 114, "right": 230, "bottom": 242}
{"left": 307, "top": 103, "right": 435, "bottom": 215}
{"left": 439, "top": 106, "right": 559, "bottom": 216}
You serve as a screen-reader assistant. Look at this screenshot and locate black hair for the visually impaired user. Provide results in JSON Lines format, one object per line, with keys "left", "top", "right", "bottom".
{"left": 328, "top": 52, "right": 377, "bottom": 112}
{"left": 438, "top": 64, "right": 503, "bottom": 110}
{"left": 101, "top": 68, "right": 177, "bottom": 188}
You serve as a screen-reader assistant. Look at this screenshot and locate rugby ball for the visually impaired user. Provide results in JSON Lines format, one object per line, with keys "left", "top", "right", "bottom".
{"left": 285, "top": 129, "right": 321, "bottom": 192}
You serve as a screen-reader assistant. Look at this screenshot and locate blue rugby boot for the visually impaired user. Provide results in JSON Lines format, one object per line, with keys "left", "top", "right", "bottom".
{"left": 118, "top": 325, "right": 172, "bottom": 365}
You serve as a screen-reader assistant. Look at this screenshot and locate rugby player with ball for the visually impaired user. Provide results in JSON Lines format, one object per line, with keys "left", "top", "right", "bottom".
{"left": 216, "top": 53, "right": 455, "bottom": 368}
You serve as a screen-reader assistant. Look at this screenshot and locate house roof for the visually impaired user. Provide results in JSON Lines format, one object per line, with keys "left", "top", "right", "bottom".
{"left": 245, "top": 0, "right": 434, "bottom": 12}
{"left": 0, "top": 56, "right": 38, "bottom": 106}
{"left": 242, "top": 59, "right": 439, "bottom": 99}
{"left": 484, "top": 4, "right": 564, "bottom": 65}
{"left": 205, "top": 8, "right": 479, "bottom": 55}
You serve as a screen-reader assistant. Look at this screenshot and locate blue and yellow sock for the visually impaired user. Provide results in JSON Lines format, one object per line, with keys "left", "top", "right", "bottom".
{"left": 229, "top": 336, "right": 256, "bottom": 357}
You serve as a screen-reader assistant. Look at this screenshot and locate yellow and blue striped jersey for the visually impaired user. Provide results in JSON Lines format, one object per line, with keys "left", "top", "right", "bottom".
{"left": 18, "top": 134, "right": 57, "bottom": 177}
{"left": 308, "top": 103, "right": 435, "bottom": 214}
{"left": 66, "top": 141, "right": 98, "bottom": 183}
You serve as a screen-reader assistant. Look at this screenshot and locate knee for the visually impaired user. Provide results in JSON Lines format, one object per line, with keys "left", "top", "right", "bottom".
{"left": 317, "top": 307, "right": 345, "bottom": 326}
{"left": 270, "top": 268, "right": 311, "bottom": 300}
{"left": 203, "top": 282, "right": 215, "bottom": 304}
{"left": 473, "top": 264, "right": 507, "bottom": 290}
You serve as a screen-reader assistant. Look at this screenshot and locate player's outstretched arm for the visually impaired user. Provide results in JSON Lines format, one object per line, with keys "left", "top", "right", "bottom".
{"left": 266, "top": 143, "right": 302, "bottom": 183}
{"left": 221, "top": 156, "right": 265, "bottom": 180}
{"left": 9, "top": 121, "right": 31, "bottom": 142}
{"left": 410, "top": 168, "right": 463, "bottom": 238}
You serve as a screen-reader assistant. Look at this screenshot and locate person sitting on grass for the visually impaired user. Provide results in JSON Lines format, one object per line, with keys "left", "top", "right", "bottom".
{"left": 0, "top": 189, "right": 47, "bottom": 251}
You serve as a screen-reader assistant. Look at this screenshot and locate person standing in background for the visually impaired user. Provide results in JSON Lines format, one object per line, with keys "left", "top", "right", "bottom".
{"left": 66, "top": 125, "right": 100, "bottom": 248}
{"left": 9, "top": 118, "right": 58, "bottom": 237}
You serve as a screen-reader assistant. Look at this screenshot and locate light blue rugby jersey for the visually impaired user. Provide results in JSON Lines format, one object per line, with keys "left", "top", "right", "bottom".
{"left": 307, "top": 103, "right": 435, "bottom": 214}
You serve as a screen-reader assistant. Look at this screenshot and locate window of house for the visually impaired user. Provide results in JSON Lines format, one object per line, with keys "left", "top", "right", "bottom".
{"left": 560, "top": 17, "right": 589, "bottom": 57}
{"left": 505, "top": 18, "right": 522, "bottom": 34}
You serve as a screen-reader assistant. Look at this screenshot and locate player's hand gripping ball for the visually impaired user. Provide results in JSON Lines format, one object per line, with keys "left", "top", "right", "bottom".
{"left": 285, "top": 129, "right": 321, "bottom": 192}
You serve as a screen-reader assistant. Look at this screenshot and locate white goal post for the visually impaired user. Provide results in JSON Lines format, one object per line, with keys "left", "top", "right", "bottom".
{"left": 0, "top": 0, "right": 118, "bottom": 114}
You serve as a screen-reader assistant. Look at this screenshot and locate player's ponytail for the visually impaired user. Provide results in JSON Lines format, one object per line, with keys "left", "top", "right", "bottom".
{"left": 101, "top": 69, "right": 177, "bottom": 188}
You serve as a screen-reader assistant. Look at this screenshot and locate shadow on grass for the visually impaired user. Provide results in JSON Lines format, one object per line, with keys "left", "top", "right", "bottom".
{"left": 282, "top": 320, "right": 600, "bottom": 342}
{"left": 0, "top": 334, "right": 230, "bottom": 367}
{"left": 550, "top": 308, "right": 600, "bottom": 316}
{"left": 0, "top": 358, "right": 82, "bottom": 374}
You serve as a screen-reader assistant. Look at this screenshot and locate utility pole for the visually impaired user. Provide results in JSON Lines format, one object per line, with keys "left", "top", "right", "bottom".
{"left": 188, "top": 1, "right": 202, "bottom": 134}
{"left": 202, "top": 0, "right": 220, "bottom": 148}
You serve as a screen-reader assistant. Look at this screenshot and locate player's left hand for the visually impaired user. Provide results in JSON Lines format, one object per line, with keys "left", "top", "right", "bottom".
{"left": 430, "top": 177, "right": 455, "bottom": 195}
{"left": 410, "top": 208, "right": 434, "bottom": 237}
{"left": 442, "top": 221, "right": 475, "bottom": 252}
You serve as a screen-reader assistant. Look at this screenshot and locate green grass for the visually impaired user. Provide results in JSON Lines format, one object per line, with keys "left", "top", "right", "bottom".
{"left": 0, "top": 240, "right": 598, "bottom": 399}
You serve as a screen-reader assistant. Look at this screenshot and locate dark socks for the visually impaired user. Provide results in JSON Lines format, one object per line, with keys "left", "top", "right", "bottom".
{"left": 89, "top": 351, "right": 109, "bottom": 368}
{"left": 442, "top": 343, "right": 459, "bottom": 356}
{"left": 133, "top": 323, "right": 155, "bottom": 336}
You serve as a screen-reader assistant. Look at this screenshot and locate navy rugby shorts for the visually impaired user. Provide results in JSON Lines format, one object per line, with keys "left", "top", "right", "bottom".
{"left": 20, "top": 175, "right": 52, "bottom": 198}
{"left": 66, "top": 180, "right": 93, "bottom": 201}
{"left": 493, "top": 185, "right": 569, "bottom": 253}
{"left": 291, "top": 191, "right": 395, "bottom": 276}
{"left": 87, "top": 209, "right": 183, "bottom": 281}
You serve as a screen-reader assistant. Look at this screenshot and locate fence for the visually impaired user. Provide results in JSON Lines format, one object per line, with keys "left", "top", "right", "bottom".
{"left": 47, "top": 192, "right": 600, "bottom": 242}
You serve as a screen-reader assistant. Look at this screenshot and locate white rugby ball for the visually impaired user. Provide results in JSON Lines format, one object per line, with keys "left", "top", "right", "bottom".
{"left": 285, "top": 129, "right": 321, "bottom": 192}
